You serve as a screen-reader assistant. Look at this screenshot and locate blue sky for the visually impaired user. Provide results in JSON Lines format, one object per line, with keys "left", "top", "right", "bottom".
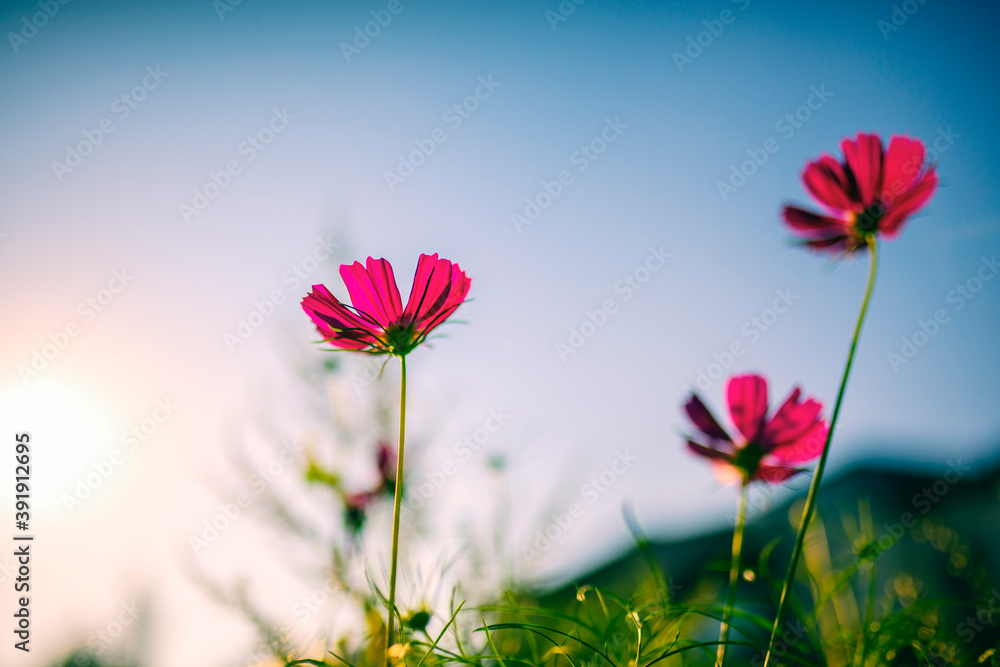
{"left": 1, "top": 0, "right": 998, "bottom": 663}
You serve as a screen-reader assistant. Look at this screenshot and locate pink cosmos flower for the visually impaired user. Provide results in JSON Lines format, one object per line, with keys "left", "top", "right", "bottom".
{"left": 783, "top": 132, "right": 938, "bottom": 254}
{"left": 301, "top": 253, "right": 471, "bottom": 356}
{"left": 344, "top": 490, "right": 377, "bottom": 534}
{"left": 684, "top": 374, "right": 828, "bottom": 485}
{"left": 377, "top": 441, "right": 396, "bottom": 489}
{"left": 343, "top": 444, "right": 398, "bottom": 534}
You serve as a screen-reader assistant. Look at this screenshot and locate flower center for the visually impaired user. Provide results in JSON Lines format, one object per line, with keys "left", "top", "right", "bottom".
{"left": 382, "top": 324, "right": 417, "bottom": 356}
{"left": 854, "top": 203, "right": 884, "bottom": 235}
{"left": 733, "top": 441, "right": 764, "bottom": 477}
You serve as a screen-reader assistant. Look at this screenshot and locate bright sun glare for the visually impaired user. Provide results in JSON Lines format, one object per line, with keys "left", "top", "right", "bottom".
{"left": 0, "top": 376, "right": 121, "bottom": 514}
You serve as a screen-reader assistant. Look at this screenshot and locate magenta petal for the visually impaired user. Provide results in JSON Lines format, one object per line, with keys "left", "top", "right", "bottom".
{"left": 803, "top": 236, "right": 850, "bottom": 252}
{"left": 418, "top": 259, "right": 458, "bottom": 320}
{"left": 403, "top": 254, "right": 471, "bottom": 337}
{"left": 880, "top": 168, "right": 938, "bottom": 238}
{"left": 339, "top": 258, "right": 402, "bottom": 328}
{"left": 880, "top": 135, "right": 926, "bottom": 201}
{"left": 841, "top": 132, "right": 884, "bottom": 207}
{"left": 803, "top": 155, "right": 856, "bottom": 212}
{"left": 416, "top": 262, "right": 472, "bottom": 334}
{"left": 727, "top": 374, "right": 769, "bottom": 442}
{"left": 760, "top": 388, "right": 823, "bottom": 450}
{"left": 402, "top": 253, "right": 445, "bottom": 324}
{"left": 301, "top": 285, "right": 361, "bottom": 333}
{"left": 684, "top": 395, "right": 733, "bottom": 442}
{"left": 366, "top": 257, "right": 403, "bottom": 322}
{"left": 301, "top": 284, "right": 380, "bottom": 349}
{"left": 783, "top": 205, "right": 847, "bottom": 234}
{"left": 687, "top": 440, "right": 733, "bottom": 463}
{"left": 769, "top": 421, "right": 828, "bottom": 465}
{"left": 754, "top": 464, "right": 803, "bottom": 485}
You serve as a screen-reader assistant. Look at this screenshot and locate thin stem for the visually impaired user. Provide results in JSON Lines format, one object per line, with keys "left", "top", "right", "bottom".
{"left": 633, "top": 612, "right": 642, "bottom": 667}
{"left": 717, "top": 481, "right": 748, "bottom": 667}
{"left": 386, "top": 355, "right": 407, "bottom": 665}
{"left": 853, "top": 561, "right": 878, "bottom": 667}
{"left": 763, "top": 235, "right": 879, "bottom": 666}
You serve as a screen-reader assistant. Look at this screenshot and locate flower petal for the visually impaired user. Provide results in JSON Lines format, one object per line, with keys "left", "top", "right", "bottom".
{"left": 880, "top": 167, "right": 938, "bottom": 238}
{"left": 841, "top": 132, "right": 884, "bottom": 207}
{"left": 727, "top": 374, "right": 769, "bottom": 443}
{"left": 760, "top": 387, "right": 823, "bottom": 450}
{"left": 301, "top": 284, "right": 381, "bottom": 349}
{"left": 803, "top": 155, "right": 857, "bottom": 212}
{"left": 339, "top": 258, "right": 402, "bottom": 328}
{"left": 783, "top": 205, "right": 847, "bottom": 234}
{"left": 687, "top": 440, "right": 734, "bottom": 463}
{"left": 802, "top": 235, "right": 850, "bottom": 252}
{"left": 402, "top": 254, "right": 445, "bottom": 324}
{"left": 753, "top": 464, "right": 803, "bottom": 484}
{"left": 403, "top": 254, "right": 471, "bottom": 337}
{"left": 768, "top": 421, "right": 828, "bottom": 464}
{"left": 684, "top": 394, "right": 733, "bottom": 443}
{"left": 880, "top": 135, "right": 926, "bottom": 202}
{"left": 415, "top": 262, "right": 472, "bottom": 335}
{"left": 366, "top": 257, "right": 403, "bottom": 321}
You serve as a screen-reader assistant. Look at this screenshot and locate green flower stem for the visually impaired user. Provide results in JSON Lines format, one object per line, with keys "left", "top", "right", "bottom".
{"left": 763, "top": 234, "right": 879, "bottom": 666}
{"left": 386, "top": 355, "right": 407, "bottom": 665}
{"left": 717, "top": 481, "right": 749, "bottom": 667}
{"left": 853, "top": 561, "right": 879, "bottom": 667}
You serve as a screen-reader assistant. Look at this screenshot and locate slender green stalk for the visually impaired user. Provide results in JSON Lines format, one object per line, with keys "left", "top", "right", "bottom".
{"left": 717, "top": 481, "right": 749, "bottom": 667}
{"left": 853, "top": 561, "right": 878, "bottom": 667}
{"left": 385, "top": 355, "right": 407, "bottom": 665}
{"left": 763, "top": 235, "right": 879, "bottom": 666}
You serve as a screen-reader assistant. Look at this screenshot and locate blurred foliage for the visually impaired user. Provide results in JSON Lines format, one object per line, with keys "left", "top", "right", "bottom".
{"left": 50, "top": 651, "right": 139, "bottom": 667}
{"left": 48, "top": 337, "right": 1000, "bottom": 667}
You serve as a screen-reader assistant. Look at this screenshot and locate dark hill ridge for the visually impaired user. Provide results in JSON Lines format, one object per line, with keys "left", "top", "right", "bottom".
{"left": 538, "top": 456, "right": 1000, "bottom": 612}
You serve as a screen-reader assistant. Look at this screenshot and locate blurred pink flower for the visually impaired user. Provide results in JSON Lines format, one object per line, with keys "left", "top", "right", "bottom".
{"left": 345, "top": 490, "right": 377, "bottom": 509}
{"left": 377, "top": 441, "right": 396, "bottom": 486}
{"left": 783, "top": 132, "right": 938, "bottom": 254}
{"left": 342, "top": 444, "right": 398, "bottom": 534}
{"left": 684, "top": 374, "right": 828, "bottom": 485}
{"left": 301, "top": 253, "right": 471, "bottom": 356}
